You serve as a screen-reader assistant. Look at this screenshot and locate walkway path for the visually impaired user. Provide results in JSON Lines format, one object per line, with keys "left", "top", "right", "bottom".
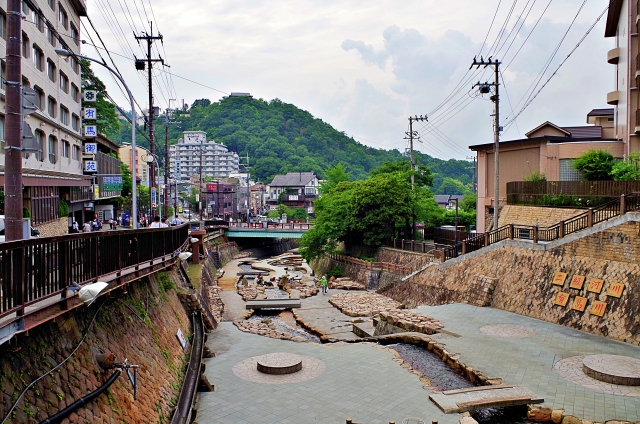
{"left": 413, "top": 303, "right": 640, "bottom": 422}
{"left": 217, "top": 257, "right": 250, "bottom": 322}
{"left": 294, "top": 289, "right": 361, "bottom": 341}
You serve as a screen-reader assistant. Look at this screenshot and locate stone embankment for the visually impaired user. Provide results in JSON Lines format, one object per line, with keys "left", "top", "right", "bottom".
{"left": 280, "top": 279, "right": 318, "bottom": 298}
{"left": 377, "top": 310, "right": 443, "bottom": 335}
{"left": 329, "top": 277, "right": 365, "bottom": 290}
{"left": 329, "top": 292, "right": 402, "bottom": 316}
{"left": 237, "top": 284, "right": 266, "bottom": 301}
{"left": 233, "top": 318, "right": 307, "bottom": 343}
{"left": 526, "top": 405, "right": 638, "bottom": 424}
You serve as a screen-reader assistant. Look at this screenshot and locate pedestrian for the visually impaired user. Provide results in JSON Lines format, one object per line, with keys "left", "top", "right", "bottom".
{"left": 171, "top": 216, "right": 181, "bottom": 226}
{"left": 149, "top": 216, "right": 162, "bottom": 228}
{"left": 160, "top": 217, "right": 169, "bottom": 228}
{"left": 108, "top": 218, "right": 114, "bottom": 229}
{"left": 71, "top": 221, "right": 80, "bottom": 233}
{"left": 83, "top": 221, "right": 91, "bottom": 233}
{"left": 319, "top": 274, "right": 328, "bottom": 294}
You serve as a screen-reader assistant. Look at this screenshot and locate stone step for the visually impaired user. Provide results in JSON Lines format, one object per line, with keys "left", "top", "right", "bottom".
{"left": 429, "top": 384, "right": 543, "bottom": 413}
{"left": 352, "top": 321, "right": 375, "bottom": 338}
{"left": 246, "top": 298, "right": 302, "bottom": 310}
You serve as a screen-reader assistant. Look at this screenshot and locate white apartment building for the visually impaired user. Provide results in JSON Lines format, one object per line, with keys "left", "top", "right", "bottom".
{"left": 0, "top": 0, "right": 89, "bottom": 225}
{"left": 169, "top": 130, "right": 239, "bottom": 182}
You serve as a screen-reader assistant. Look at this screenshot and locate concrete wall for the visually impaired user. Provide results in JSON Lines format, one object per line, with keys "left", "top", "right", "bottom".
{"left": 0, "top": 271, "right": 190, "bottom": 423}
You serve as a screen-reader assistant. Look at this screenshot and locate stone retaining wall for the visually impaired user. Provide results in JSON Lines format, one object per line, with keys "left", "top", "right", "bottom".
{"left": 499, "top": 205, "right": 584, "bottom": 228}
{"left": 33, "top": 218, "right": 68, "bottom": 237}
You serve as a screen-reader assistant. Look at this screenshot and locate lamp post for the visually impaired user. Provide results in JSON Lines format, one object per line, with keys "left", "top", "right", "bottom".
{"left": 56, "top": 49, "right": 138, "bottom": 229}
{"left": 449, "top": 195, "right": 459, "bottom": 245}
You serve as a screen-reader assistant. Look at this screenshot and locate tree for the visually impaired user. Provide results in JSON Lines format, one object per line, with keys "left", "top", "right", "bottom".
{"left": 370, "top": 160, "right": 434, "bottom": 187}
{"left": 80, "top": 59, "right": 120, "bottom": 137}
{"left": 611, "top": 152, "right": 640, "bottom": 181}
{"left": 460, "top": 193, "right": 476, "bottom": 212}
{"left": 320, "top": 163, "right": 351, "bottom": 193}
{"left": 572, "top": 149, "right": 615, "bottom": 180}
{"left": 436, "top": 177, "right": 472, "bottom": 195}
{"left": 191, "top": 99, "right": 211, "bottom": 109}
{"left": 523, "top": 171, "right": 546, "bottom": 182}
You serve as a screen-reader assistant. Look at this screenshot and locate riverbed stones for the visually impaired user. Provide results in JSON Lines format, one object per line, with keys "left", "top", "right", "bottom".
{"left": 378, "top": 309, "right": 444, "bottom": 335}
{"left": 237, "top": 285, "right": 265, "bottom": 301}
{"left": 233, "top": 319, "right": 306, "bottom": 342}
{"left": 329, "top": 292, "right": 401, "bottom": 316}
{"left": 329, "top": 277, "right": 366, "bottom": 290}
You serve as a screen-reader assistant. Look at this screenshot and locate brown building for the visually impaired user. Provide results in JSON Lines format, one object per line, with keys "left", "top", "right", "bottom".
{"left": 470, "top": 109, "right": 621, "bottom": 233}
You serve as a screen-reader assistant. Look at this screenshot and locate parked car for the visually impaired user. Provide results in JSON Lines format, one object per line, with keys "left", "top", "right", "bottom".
{"left": 0, "top": 215, "right": 41, "bottom": 242}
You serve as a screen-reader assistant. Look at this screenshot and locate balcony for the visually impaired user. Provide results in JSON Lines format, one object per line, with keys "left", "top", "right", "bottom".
{"left": 607, "top": 47, "right": 621, "bottom": 64}
{"left": 607, "top": 91, "right": 620, "bottom": 105}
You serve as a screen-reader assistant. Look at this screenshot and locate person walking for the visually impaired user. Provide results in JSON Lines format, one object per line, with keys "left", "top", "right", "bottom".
{"left": 170, "top": 216, "right": 181, "bottom": 226}
{"left": 149, "top": 216, "right": 162, "bottom": 228}
{"left": 71, "top": 221, "right": 80, "bottom": 233}
{"left": 160, "top": 217, "right": 169, "bottom": 228}
{"left": 319, "top": 274, "right": 328, "bottom": 294}
{"left": 83, "top": 221, "right": 91, "bottom": 233}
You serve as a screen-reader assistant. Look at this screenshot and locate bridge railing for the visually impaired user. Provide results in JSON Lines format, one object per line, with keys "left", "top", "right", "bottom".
{"left": 226, "top": 222, "right": 314, "bottom": 230}
{"left": 0, "top": 224, "right": 189, "bottom": 322}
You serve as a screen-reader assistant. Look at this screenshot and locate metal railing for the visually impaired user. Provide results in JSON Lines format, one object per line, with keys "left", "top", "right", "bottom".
{"left": 328, "top": 253, "right": 414, "bottom": 275}
{"left": 0, "top": 224, "right": 189, "bottom": 323}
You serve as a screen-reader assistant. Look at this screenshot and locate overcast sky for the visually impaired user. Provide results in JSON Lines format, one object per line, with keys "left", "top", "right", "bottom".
{"left": 86, "top": 0, "right": 613, "bottom": 161}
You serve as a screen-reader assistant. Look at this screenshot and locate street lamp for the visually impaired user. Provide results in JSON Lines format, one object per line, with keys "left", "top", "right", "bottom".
{"left": 55, "top": 49, "right": 138, "bottom": 229}
{"left": 448, "top": 195, "right": 459, "bottom": 245}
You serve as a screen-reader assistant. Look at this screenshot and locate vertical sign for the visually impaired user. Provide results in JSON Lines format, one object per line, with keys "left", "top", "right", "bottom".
{"left": 151, "top": 187, "right": 157, "bottom": 208}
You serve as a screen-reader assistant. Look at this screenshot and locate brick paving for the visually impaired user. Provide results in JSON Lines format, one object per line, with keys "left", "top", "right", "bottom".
{"left": 413, "top": 303, "right": 640, "bottom": 422}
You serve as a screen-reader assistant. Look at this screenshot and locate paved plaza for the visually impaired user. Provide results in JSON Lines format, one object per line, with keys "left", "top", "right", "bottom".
{"left": 414, "top": 303, "right": 640, "bottom": 421}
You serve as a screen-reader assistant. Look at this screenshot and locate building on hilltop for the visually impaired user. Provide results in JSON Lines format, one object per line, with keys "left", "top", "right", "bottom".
{"left": 0, "top": 0, "right": 90, "bottom": 228}
{"left": 169, "top": 130, "right": 239, "bottom": 183}
{"left": 469, "top": 109, "right": 621, "bottom": 233}
{"left": 268, "top": 172, "right": 319, "bottom": 214}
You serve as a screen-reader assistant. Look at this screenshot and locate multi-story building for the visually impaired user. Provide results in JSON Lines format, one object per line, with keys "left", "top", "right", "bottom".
{"left": 0, "top": 0, "right": 89, "bottom": 226}
{"left": 268, "top": 172, "right": 320, "bottom": 214}
{"left": 169, "top": 131, "right": 239, "bottom": 182}
{"left": 119, "top": 143, "right": 150, "bottom": 186}
{"left": 605, "top": 0, "right": 640, "bottom": 155}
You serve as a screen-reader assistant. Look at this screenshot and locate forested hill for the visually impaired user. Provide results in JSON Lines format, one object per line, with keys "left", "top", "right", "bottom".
{"left": 112, "top": 96, "right": 474, "bottom": 189}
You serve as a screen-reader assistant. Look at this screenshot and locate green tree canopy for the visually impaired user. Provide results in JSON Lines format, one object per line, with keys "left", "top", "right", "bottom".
{"left": 370, "top": 160, "right": 433, "bottom": 187}
{"left": 572, "top": 149, "right": 616, "bottom": 180}
{"left": 320, "top": 163, "right": 351, "bottom": 193}
{"left": 611, "top": 152, "right": 640, "bottom": 181}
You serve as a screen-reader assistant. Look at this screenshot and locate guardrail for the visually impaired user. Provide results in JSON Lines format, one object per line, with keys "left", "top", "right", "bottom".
{"left": 328, "top": 253, "right": 414, "bottom": 275}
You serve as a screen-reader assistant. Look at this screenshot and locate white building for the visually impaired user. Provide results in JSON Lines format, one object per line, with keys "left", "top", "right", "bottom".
{"left": 169, "top": 130, "right": 239, "bottom": 182}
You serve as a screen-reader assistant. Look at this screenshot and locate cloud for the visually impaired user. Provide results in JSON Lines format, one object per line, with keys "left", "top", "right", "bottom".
{"left": 341, "top": 40, "right": 389, "bottom": 69}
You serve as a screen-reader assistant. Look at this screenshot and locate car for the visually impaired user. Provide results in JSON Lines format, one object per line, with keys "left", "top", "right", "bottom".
{"left": 0, "top": 215, "right": 40, "bottom": 242}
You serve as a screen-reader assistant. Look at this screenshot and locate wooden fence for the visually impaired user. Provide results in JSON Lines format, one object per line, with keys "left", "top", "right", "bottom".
{"left": 507, "top": 180, "right": 640, "bottom": 206}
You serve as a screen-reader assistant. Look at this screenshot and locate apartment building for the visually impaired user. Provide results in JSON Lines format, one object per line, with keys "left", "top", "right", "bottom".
{"left": 0, "top": 0, "right": 88, "bottom": 225}
{"left": 169, "top": 130, "right": 239, "bottom": 182}
{"left": 119, "top": 143, "right": 150, "bottom": 186}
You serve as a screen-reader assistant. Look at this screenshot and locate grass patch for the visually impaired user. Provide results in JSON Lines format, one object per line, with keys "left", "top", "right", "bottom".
{"left": 185, "top": 264, "right": 203, "bottom": 290}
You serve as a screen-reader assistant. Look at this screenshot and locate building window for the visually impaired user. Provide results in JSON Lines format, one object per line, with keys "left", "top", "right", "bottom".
{"left": 32, "top": 44, "right": 44, "bottom": 71}
{"left": 59, "top": 71, "right": 68, "bottom": 92}
{"left": 33, "top": 86, "right": 44, "bottom": 109}
{"left": 33, "top": 10, "right": 44, "bottom": 32}
{"left": 70, "top": 56, "right": 79, "bottom": 74}
{"left": 47, "top": 60, "right": 56, "bottom": 82}
{"left": 72, "top": 145, "right": 80, "bottom": 160}
{"left": 60, "top": 105, "right": 69, "bottom": 125}
{"left": 47, "top": 96, "right": 56, "bottom": 118}
{"left": 21, "top": 32, "right": 29, "bottom": 58}
{"left": 0, "top": 115, "right": 4, "bottom": 153}
{"left": 48, "top": 135, "right": 57, "bottom": 164}
{"left": 0, "top": 10, "right": 6, "bottom": 40}
{"left": 62, "top": 140, "right": 69, "bottom": 158}
{"left": 71, "top": 83, "right": 79, "bottom": 102}
{"left": 559, "top": 159, "right": 583, "bottom": 181}
{"left": 48, "top": 0, "right": 55, "bottom": 11}
{"left": 22, "top": 1, "right": 29, "bottom": 14}
{"left": 0, "top": 60, "right": 4, "bottom": 85}
{"left": 46, "top": 24, "right": 56, "bottom": 47}
{"left": 58, "top": 5, "right": 68, "bottom": 29}
{"left": 72, "top": 113, "right": 79, "bottom": 131}
{"left": 34, "top": 129, "right": 44, "bottom": 162}
{"left": 70, "top": 23, "right": 79, "bottom": 45}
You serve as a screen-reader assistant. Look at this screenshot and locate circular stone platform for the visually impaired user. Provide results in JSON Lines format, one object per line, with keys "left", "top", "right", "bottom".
{"left": 232, "top": 353, "right": 326, "bottom": 384}
{"left": 582, "top": 354, "right": 640, "bottom": 386}
{"left": 256, "top": 352, "right": 303, "bottom": 375}
{"left": 478, "top": 323, "right": 537, "bottom": 338}
{"left": 554, "top": 356, "right": 640, "bottom": 396}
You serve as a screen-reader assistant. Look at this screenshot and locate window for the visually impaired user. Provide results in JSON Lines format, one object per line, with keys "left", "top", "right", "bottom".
{"left": 47, "top": 96, "right": 56, "bottom": 118}
{"left": 70, "top": 56, "right": 79, "bottom": 74}
{"left": 22, "top": 1, "right": 29, "bottom": 14}
{"left": 559, "top": 159, "right": 583, "bottom": 181}
{"left": 59, "top": 72, "right": 68, "bottom": 92}
{"left": 60, "top": 105, "right": 69, "bottom": 125}
{"left": 71, "top": 83, "right": 79, "bottom": 102}
{"left": 32, "top": 45, "right": 44, "bottom": 71}
{"left": 47, "top": 60, "right": 56, "bottom": 82}
{"left": 46, "top": 24, "right": 56, "bottom": 47}
{"left": 72, "top": 113, "right": 79, "bottom": 131}
{"left": 0, "top": 10, "right": 6, "bottom": 40}
{"left": 33, "top": 10, "right": 43, "bottom": 32}
{"left": 72, "top": 145, "right": 80, "bottom": 160}
{"left": 34, "top": 129, "right": 44, "bottom": 162}
{"left": 21, "top": 32, "right": 29, "bottom": 58}
{"left": 48, "top": 0, "right": 55, "bottom": 11}
{"left": 70, "top": 23, "right": 79, "bottom": 45}
{"left": 34, "top": 86, "right": 44, "bottom": 109}
{"left": 0, "top": 115, "right": 4, "bottom": 153}
{"left": 58, "top": 5, "right": 68, "bottom": 29}
{"left": 62, "top": 140, "right": 69, "bottom": 158}
{"left": 0, "top": 60, "right": 4, "bottom": 85}
{"left": 48, "top": 135, "right": 57, "bottom": 164}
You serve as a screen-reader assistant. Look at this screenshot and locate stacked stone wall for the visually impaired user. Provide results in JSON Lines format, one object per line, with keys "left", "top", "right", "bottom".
{"left": 498, "top": 205, "right": 584, "bottom": 228}
{"left": 0, "top": 271, "right": 190, "bottom": 423}
{"left": 380, "top": 220, "right": 640, "bottom": 345}
{"left": 34, "top": 218, "right": 69, "bottom": 237}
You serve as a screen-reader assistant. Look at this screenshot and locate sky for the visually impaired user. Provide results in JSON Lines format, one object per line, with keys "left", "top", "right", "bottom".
{"left": 86, "top": 0, "right": 614, "bottom": 161}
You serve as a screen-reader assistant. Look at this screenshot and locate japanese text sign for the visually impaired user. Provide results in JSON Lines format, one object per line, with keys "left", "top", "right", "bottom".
{"left": 554, "top": 291, "right": 570, "bottom": 307}
{"left": 571, "top": 296, "right": 588, "bottom": 312}
{"left": 83, "top": 108, "right": 97, "bottom": 120}
{"left": 587, "top": 278, "right": 604, "bottom": 294}
{"left": 84, "top": 160, "right": 97, "bottom": 173}
{"left": 590, "top": 301, "right": 607, "bottom": 317}
{"left": 552, "top": 272, "right": 567, "bottom": 286}
{"left": 84, "top": 125, "right": 97, "bottom": 137}
{"left": 84, "top": 143, "right": 97, "bottom": 155}
{"left": 569, "top": 275, "right": 585, "bottom": 290}
{"left": 607, "top": 282, "right": 625, "bottom": 298}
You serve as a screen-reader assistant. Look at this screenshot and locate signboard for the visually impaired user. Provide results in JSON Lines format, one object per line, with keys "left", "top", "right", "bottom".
{"left": 554, "top": 291, "right": 570, "bottom": 307}
{"left": 103, "top": 176, "right": 123, "bottom": 191}
{"left": 84, "top": 160, "right": 97, "bottom": 173}
{"left": 569, "top": 275, "right": 585, "bottom": 290}
{"left": 607, "top": 282, "right": 625, "bottom": 298}
{"left": 84, "top": 125, "right": 97, "bottom": 137}
{"left": 83, "top": 90, "right": 97, "bottom": 102}
{"left": 151, "top": 187, "right": 157, "bottom": 208}
{"left": 94, "top": 184, "right": 99, "bottom": 200}
{"left": 84, "top": 143, "right": 98, "bottom": 155}
{"left": 590, "top": 301, "right": 607, "bottom": 317}
{"left": 552, "top": 272, "right": 567, "bottom": 286}
{"left": 178, "top": 204, "right": 183, "bottom": 213}
{"left": 587, "top": 278, "right": 605, "bottom": 294}
{"left": 571, "top": 296, "right": 588, "bottom": 312}
{"left": 176, "top": 328, "right": 187, "bottom": 349}
{"left": 83, "top": 202, "right": 94, "bottom": 211}
{"left": 83, "top": 107, "right": 97, "bottom": 120}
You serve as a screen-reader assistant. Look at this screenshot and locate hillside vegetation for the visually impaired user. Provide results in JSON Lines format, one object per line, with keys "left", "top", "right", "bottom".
{"left": 112, "top": 96, "right": 473, "bottom": 190}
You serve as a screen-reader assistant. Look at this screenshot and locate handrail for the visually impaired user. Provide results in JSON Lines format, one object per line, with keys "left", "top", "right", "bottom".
{"left": 328, "top": 253, "right": 414, "bottom": 275}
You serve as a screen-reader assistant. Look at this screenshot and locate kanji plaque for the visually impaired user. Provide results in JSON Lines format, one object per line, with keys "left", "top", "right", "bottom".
{"left": 590, "top": 300, "right": 607, "bottom": 317}
{"left": 571, "top": 296, "right": 588, "bottom": 312}
{"left": 607, "top": 282, "right": 625, "bottom": 298}
{"left": 552, "top": 272, "right": 568, "bottom": 286}
{"left": 587, "top": 278, "right": 604, "bottom": 293}
{"left": 554, "top": 291, "right": 570, "bottom": 307}
{"left": 569, "top": 275, "right": 585, "bottom": 290}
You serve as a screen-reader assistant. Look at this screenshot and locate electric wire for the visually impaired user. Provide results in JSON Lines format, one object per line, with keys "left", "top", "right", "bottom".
{"left": 503, "top": 0, "right": 554, "bottom": 70}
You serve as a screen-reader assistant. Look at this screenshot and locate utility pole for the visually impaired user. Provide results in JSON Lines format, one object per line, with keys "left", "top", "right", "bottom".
{"left": 471, "top": 56, "right": 501, "bottom": 231}
{"left": 164, "top": 103, "right": 180, "bottom": 217}
{"left": 405, "top": 115, "right": 427, "bottom": 239}
{"left": 135, "top": 23, "right": 164, "bottom": 217}
{"left": 4, "top": 0, "right": 23, "bottom": 241}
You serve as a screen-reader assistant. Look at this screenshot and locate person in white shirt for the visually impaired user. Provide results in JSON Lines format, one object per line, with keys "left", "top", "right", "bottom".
{"left": 171, "top": 216, "right": 181, "bottom": 226}
{"left": 83, "top": 221, "right": 92, "bottom": 233}
{"left": 160, "top": 217, "right": 169, "bottom": 228}
{"left": 149, "top": 216, "right": 162, "bottom": 228}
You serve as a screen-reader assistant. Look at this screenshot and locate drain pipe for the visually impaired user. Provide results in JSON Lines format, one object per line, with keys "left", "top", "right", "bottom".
{"left": 39, "top": 368, "right": 122, "bottom": 424}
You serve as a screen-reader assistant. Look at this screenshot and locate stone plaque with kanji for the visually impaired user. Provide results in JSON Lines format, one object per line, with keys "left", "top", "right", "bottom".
{"left": 571, "top": 296, "right": 588, "bottom": 312}
{"left": 590, "top": 300, "right": 607, "bottom": 317}
{"left": 552, "top": 272, "right": 568, "bottom": 286}
{"left": 554, "top": 291, "right": 570, "bottom": 307}
{"left": 569, "top": 275, "right": 585, "bottom": 290}
{"left": 587, "top": 278, "right": 604, "bottom": 293}
{"left": 607, "top": 282, "right": 625, "bottom": 298}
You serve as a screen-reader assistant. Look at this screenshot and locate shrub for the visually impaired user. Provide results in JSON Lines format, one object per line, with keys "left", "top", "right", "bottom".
{"left": 572, "top": 149, "right": 615, "bottom": 180}
{"left": 59, "top": 200, "right": 69, "bottom": 217}
{"left": 611, "top": 152, "right": 640, "bottom": 181}
{"left": 523, "top": 171, "right": 546, "bottom": 182}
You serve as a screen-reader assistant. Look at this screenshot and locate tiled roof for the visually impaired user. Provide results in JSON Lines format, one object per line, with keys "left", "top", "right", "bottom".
{"left": 586, "top": 108, "right": 614, "bottom": 117}
{"left": 561, "top": 126, "right": 602, "bottom": 139}
{"left": 270, "top": 172, "right": 317, "bottom": 187}
{"left": 435, "top": 194, "right": 465, "bottom": 204}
